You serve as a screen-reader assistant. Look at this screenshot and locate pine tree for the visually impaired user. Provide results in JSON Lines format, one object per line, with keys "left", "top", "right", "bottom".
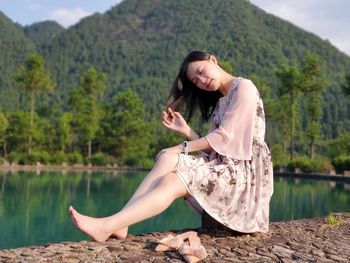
{"left": 301, "top": 54, "right": 329, "bottom": 159}
{"left": 111, "top": 89, "right": 153, "bottom": 163}
{"left": 58, "top": 112, "right": 73, "bottom": 153}
{"left": 0, "top": 111, "right": 9, "bottom": 160}
{"left": 77, "top": 67, "right": 106, "bottom": 159}
{"left": 15, "top": 54, "right": 54, "bottom": 153}
{"left": 276, "top": 65, "right": 302, "bottom": 160}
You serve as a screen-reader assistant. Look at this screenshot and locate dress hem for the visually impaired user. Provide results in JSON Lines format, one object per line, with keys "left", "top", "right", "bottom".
{"left": 175, "top": 163, "right": 269, "bottom": 234}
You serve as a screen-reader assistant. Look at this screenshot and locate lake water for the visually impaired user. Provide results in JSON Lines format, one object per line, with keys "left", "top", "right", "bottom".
{"left": 0, "top": 170, "right": 349, "bottom": 250}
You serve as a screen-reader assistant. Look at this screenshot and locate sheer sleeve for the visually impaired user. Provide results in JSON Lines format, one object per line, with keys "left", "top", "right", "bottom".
{"left": 205, "top": 78, "right": 258, "bottom": 160}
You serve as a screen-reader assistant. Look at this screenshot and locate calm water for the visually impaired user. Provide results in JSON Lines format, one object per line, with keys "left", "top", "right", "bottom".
{"left": 0, "top": 170, "right": 349, "bottom": 250}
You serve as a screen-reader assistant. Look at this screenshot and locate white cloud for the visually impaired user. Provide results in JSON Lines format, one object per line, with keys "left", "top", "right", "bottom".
{"left": 47, "top": 7, "right": 91, "bottom": 28}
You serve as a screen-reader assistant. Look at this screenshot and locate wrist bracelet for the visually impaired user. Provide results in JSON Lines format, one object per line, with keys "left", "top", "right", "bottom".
{"left": 183, "top": 141, "right": 188, "bottom": 155}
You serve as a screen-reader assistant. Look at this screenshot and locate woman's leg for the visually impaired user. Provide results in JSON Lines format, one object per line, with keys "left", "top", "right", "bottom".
{"left": 69, "top": 171, "right": 188, "bottom": 242}
{"left": 112, "top": 152, "right": 180, "bottom": 238}
{"left": 126, "top": 151, "right": 180, "bottom": 202}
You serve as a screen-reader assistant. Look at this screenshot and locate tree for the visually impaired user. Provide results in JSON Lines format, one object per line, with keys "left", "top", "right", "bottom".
{"left": 301, "top": 54, "right": 329, "bottom": 159}
{"left": 249, "top": 74, "right": 270, "bottom": 99}
{"left": 341, "top": 71, "right": 350, "bottom": 96}
{"left": 15, "top": 54, "right": 54, "bottom": 153}
{"left": 80, "top": 67, "right": 106, "bottom": 99}
{"left": 0, "top": 111, "right": 9, "bottom": 160}
{"left": 58, "top": 112, "right": 73, "bottom": 153}
{"left": 269, "top": 95, "right": 291, "bottom": 159}
{"left": 67, "top": 89, "right": 83, "bottom": 153}
{"left": 249, "top": 74, "right": 275, "bottom": 143}
{"left": 110, "top": 89, "right": 153, "bottom": 163}
{"left": 6, "top": 111, "right": 31, "bottom": 154}
{"left": 325, "top": 133, "right": 350, "bottom": 158}
{"left": 68, "top": 89, "right": 83, "bottom": 116}
{"left": 276, "top": 65, "right": 302, "bottom": 160}
{"left": 77, "top": 99, "right": 100, "bottom": 158}
{"left": 77, "top": 67, "right": 106, "bottom": 158}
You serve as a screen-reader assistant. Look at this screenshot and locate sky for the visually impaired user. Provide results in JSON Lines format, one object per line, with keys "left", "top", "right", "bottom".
{"left": 1, "top": 0, "right": 349, "bottom": 56}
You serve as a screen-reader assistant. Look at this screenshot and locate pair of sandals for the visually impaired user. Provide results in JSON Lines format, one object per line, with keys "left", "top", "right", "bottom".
{"left": 155, "top": 231, "right": 208, "bottom": 263}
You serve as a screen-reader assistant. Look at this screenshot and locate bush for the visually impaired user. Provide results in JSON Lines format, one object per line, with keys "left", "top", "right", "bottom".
{"left": 332, "top": 155, "right": 350, "bottom": 173}
{"left": 325, "top": 133, "right": 350, "bottom": 158}
{"left": 66, "top": 152, "right": 83, "bottom": 165}
{"left": 105, "top": 155, "right": 117, "bottom": 166}
{"left": 0, "top": 156, "right": 3, "bottom": 165}
{"left": 322, "top": 160, "right": 334, "bottom": 172}
{"left": 125, "top": 155, "right": 139, "bottom": 167}
{"left": 7, "top": 152, "right": 21, "bottom": 164}
{"left": 88, "top": 153, "right": 106, "bottom": 166}
{"left": 50, "top": 151, "right": 67, "bottom": 165}
{"left": 286, "top": 156, "right": 313, "bottom": 172}
{"left": 140, "top": 158, "right": 154, "bottom": 169}
{"left": 310, "top": 157, "right": 327, "bottom": 173}
{"left": 40, "top": 151, "right": 51, "bottom": 165}
{"left": 18, "top": 151, "right": 42, "bottom": 165}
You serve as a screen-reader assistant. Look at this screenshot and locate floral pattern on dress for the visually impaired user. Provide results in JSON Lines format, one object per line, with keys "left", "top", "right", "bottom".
{"left": 175, "top": 78, "right": 273, "bottom": 234}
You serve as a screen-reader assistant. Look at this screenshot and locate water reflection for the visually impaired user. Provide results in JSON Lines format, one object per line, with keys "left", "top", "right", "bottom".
{"left": 270, "top": 176, "right": 350, "bottom": 222}
{"left": 0, "top": 171, "right": 349, "bottom": 250}
{"left": 0, "top": 170, "right": 201, "bottom": 250}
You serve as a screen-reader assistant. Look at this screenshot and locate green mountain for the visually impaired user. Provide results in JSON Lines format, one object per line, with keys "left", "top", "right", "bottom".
{"left": 1, "top": 0, "right": 350, "bottom": 141}
{"left": 0, "top": 11, "right": 35, "bottom": 111}
{"left": 23, "top": 21, "right": 64, "bottom": 48}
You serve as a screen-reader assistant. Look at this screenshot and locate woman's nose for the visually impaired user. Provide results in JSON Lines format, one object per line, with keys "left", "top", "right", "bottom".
{"left": 199, "top": 75, "right": 207, "bottom": 83}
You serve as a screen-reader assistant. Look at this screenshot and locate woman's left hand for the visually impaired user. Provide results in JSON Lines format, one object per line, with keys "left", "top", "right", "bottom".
{"left": 156, "top": 145, "right": 183, "bottom": 160}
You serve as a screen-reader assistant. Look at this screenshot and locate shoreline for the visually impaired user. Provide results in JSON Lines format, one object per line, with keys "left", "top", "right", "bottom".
{"left": 1, "top": 164, "right": 350, "bottom": 183}
{"left": 0, "top": 163, "right": 150, "bottom": 172}
{"left": 0, "top": 212, "right": 349, "bottom": 262}
{"left": 275, "top": 171, "right": 350, "bottom": 183}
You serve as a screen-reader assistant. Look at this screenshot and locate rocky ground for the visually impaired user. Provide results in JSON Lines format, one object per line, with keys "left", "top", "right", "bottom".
{"left": 0, "top": 212, "right": 349, "bottom": 263}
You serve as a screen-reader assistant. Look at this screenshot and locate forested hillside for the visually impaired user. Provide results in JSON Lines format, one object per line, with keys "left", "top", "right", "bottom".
{"left": 0, "top": 0, "right": 350, "bottom": 165}
{"left": 23, "top": 21, "right": 64, "bottom": 48}
{"left": 0, "top": 11, "right": 35, "bottom": 111}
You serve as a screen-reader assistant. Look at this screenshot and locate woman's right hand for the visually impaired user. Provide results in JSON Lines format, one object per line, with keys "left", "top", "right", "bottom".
{"left": 162, "top": 108, "right": 191, "bottom": 137}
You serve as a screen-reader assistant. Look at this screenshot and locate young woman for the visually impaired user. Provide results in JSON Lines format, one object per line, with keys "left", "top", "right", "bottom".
{"left": 69, "top": 51, "right": 273, "bottom": 243}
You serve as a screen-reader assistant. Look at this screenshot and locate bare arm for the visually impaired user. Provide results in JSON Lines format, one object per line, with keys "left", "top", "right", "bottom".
{"left": 186, "top": 128, "right": 201, "bottom": 141}
{"left": 156, "top": 136, "right": 212, "bottom": 159}
{"left": 186, "top": 137, "right": 212, "bottom": 152}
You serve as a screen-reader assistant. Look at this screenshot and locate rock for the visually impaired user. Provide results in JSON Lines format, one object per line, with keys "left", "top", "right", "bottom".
{"left": 327, "top": 254, "right": 348, "bottom": 262}
{"left": 218, "top": 248, "right": 236, "bottom": 257}
{"left": 0, "top": 213, "right": 349, "bottom": 262}
{"left": 271, "top": 245, "right": 294, "bottom": 258}
{"left": 311, "top": 249, "right": 325, "bottom": 257}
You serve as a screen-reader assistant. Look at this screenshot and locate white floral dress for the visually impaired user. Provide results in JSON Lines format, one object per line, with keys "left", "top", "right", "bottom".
{"left": 175, "top": 77, "right": 273, "bottom": 233}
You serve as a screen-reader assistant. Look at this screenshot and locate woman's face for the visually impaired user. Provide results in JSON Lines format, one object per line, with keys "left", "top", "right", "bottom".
{"left": 186, "top": 56, "right": 221, "bottom": 91}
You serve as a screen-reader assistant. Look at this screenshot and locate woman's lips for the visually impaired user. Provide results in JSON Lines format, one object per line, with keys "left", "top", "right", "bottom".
{"left": 207, "top": 79, "right": 212, "bottom": 88}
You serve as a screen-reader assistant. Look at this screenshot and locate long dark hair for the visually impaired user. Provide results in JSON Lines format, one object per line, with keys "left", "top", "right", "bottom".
{"left": 168, "top": 51, "right": 222, "bottom": 122}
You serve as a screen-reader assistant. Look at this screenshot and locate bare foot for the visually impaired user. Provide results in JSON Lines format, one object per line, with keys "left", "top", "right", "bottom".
{"left": 69, "top": 206, "right": 112, "bottom": 242}
{"left": 111, "top": 227, "right": 128, "bottom": 239}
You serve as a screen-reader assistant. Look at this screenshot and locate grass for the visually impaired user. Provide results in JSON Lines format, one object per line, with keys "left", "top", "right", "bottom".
{"left": 326, "top": 212, "right": 344, "bottom": 226}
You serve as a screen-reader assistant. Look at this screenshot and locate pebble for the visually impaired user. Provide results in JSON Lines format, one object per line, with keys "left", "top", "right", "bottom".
{"left": 0, "top": 212, "right": 349, "bottom": 262}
